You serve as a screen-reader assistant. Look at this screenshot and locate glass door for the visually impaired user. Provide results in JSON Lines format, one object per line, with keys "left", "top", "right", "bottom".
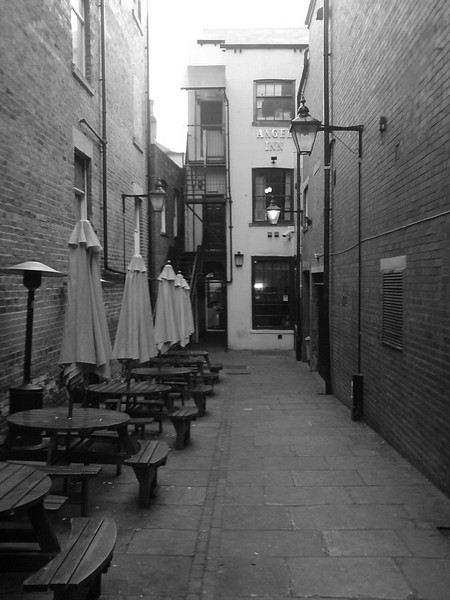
{"left": 206, "top": 280, "right": 226, "bottom": 331}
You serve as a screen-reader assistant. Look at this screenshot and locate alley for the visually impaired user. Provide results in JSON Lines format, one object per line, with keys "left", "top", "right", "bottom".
{"left": 3, "top": 349, "right": 450, "bottom": 599}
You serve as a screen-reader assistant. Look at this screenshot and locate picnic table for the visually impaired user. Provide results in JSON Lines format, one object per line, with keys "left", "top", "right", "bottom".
{"left": 3, "top": 407, "right": 139, "bottom": 465}
{"left": 0, "top": 461, "right": 61, "bottom": 570}
{"left": 84, "top": 380, "right": 171, "bottom": 409}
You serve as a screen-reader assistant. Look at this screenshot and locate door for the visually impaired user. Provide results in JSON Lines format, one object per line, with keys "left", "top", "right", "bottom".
{"left": 206, "top": 280, "right": 226, "bottom": 331}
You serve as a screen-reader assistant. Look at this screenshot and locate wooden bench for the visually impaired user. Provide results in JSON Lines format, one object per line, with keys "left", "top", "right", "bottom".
{"left": 188, "top": 383, "right": 212, "bottom": 417}
{"left": 23, "top": 517, "right": 116, "bottom": 600}
{"left": 124, "top": 440, "right": 170, "bottom": 507}
{"left": 168, "top": 407, "right": 198, "bottom": 449}
{"left": 8, "top": 462, "right": 101, "bottom": 516}
{"left": 129, "top": 416, "right": 155, "bottom": 439}
{"left": 44, "top": 494, "right": 68, "bottom": 512}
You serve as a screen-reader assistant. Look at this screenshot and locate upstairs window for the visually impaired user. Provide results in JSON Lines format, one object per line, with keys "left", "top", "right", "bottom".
{"left": 71, "top": 0, "right": 87, "bottom": 76}
{"left": 253, "top": 168, "right": 293, "bottom": 223}
{"left": 74, "top": 152, "right": 89, "bottom": 220}
{"left": 254, "top": 80, "right": 295, "bottom": 124}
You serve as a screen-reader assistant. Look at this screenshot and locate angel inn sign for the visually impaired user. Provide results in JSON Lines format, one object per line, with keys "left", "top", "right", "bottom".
{"left": 256, "top": 128, "right": 293, "bottom": 151}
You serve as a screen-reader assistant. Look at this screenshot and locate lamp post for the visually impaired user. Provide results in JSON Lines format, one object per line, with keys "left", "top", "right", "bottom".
{"left": 1, "top": 261, "right": 65, "bottom": 443}
{"left": 289, "top": 97, "right": 363, "bottom": 396}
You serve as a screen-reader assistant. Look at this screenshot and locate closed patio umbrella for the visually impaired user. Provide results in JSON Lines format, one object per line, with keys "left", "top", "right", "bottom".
{"left": 174, "top": 271, "right": 195, "bottom": 347}
{"left": 59, "top": 220, "right": 113, "bottom": 413}
{"left": 154, "top": 262, "right": 181, "bottom": 354}
{"left": 113, "top": 254, "right": 158, "bottom": 364}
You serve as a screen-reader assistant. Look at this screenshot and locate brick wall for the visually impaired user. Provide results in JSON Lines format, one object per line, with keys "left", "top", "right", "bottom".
{"left": 0, "top": 0, "right": 153, "bottom": 423}
{"left": 303, "top": 0, "right": 450, "bottom": 495}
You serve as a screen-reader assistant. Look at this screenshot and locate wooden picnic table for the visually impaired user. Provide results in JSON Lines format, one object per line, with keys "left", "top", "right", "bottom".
{"left": 131, "top": 366, "right": 193, "bottom": 381}
{"left": 3, "top": 407, "right": 139, "bottom": 465}
{"left": 0, "top": 461, "right": 61, "bottom": 570}
{"left": 85, "top": 380, "right": 172, "bottom": 411}
{"left": 147, "top": 356, "right": 205, "bottom": 368}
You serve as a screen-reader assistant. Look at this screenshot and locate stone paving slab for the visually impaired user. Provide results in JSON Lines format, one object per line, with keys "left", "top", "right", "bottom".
{"left": 1, "top": 348, "right": 450, "bottom": 600}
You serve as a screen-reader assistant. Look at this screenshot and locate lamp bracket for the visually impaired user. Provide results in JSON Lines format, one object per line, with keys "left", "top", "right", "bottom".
{"left": 320, "top": 124, "right": 364, "bottom": 133}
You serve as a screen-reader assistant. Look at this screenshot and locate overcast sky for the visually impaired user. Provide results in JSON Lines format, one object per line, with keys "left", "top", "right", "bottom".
{"left": 148, "top": 0, "right": 310, "bottom": 152}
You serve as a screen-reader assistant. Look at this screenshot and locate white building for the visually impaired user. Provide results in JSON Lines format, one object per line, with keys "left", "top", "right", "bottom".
{"left": 182, "top": 28, "right": 308, "bottom": 351}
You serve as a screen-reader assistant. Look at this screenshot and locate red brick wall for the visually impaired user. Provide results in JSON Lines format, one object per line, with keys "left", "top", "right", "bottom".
{"left": 303, "top": 0, "right": 450, "bottom": 495}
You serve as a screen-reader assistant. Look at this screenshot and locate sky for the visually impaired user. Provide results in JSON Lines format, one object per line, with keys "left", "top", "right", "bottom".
{"left": 148, "top": 0, "right": 310, "bottom": 153}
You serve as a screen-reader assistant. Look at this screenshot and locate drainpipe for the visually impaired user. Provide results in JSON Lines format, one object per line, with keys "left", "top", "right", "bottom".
{"left": 224, "top": 91, "right": 233, "bottom": 285}
{"left": 100, "top": 0, "right": 108, "bottom": 271}
{"left": 322, "top": 0, "right": 332, "bottom": 394}
{"left": 225, "top": 90, "right": 231, "bottom": 352}
{"left": 98, "top": 0, "right": 124, "bottom": 276}
{"left": 146, "top": 7, "right": 155, "bottom": 304}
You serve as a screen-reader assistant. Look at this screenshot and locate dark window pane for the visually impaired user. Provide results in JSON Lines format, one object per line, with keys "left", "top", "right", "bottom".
{"left": 252, "top": 258, "right": 293, "bottom": 329}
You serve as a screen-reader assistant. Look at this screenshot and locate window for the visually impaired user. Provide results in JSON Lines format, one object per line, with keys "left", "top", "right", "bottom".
{"left": 74, "top": 152, "right": 89, "bottom": 220}
{"left": 200, "top": 102, "right": 223, "bottom": 127}
{"left": 133, "top": 76, "right": 144, "bottom": 149}
{"left": 382, "top": 271, "right": 403, "bottom": 349}
{"left": 159, "top": 180, "right": 168, "bottom": 235}
{"left": 254, "top": 80, "right": 295, "bottom": 123}
{"left": 253, "top": 168, "right": 293, "bottom": 223}
{"left": 252, "top": 257, "right": 294, "bottom": 329}
{"left": 173, "top": 190, "right": 179, "bottom": 237}
{"left": 71, "top": 0, "right": 87, "bottom": 76}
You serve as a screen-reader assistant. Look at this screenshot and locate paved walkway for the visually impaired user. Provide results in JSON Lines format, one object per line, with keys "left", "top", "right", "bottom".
{"left": 3, "top": 349, "right": 450, "bottom": 599}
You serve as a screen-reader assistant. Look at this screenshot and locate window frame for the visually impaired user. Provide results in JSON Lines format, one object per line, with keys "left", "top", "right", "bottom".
{"left": 71, "top": 0, "right": 87, "bottom": 76}
{"left": 253, "top": 79, "right": 295, "bottom": 125}
{"left": 74, "top": 151, "right": 90, "bottom": 220}
{"left": 252, "top": 256, "right": 294, "bottom": 330}
{"left": 252, "top": 168, "right": 294, "bottom": 224}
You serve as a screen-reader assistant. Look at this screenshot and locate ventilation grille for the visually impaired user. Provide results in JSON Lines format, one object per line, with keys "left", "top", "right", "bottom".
{"left": 382, "top": 271, "right": 403, "bottom": 350}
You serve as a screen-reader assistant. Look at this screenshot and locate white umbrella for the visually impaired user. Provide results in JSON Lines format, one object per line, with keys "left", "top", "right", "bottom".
{"left": 154, "top": 262, "right": 181, "bottom": 354}
{"left": 174, "top": 271, "right": 195, "bottom": 347}
{"left": 59, "top": 220, "right": 113, "bottom": 405}
{"left": 113, "top": 254, "right": 158, "bottom": 363}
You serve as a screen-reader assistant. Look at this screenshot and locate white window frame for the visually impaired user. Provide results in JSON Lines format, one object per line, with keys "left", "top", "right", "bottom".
{"left": 71, "top": 0, "right": 86, "bottom": 76}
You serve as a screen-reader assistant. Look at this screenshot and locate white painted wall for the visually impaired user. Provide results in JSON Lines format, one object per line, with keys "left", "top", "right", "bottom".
{"left": 188, "top": 35, "right": 304, "bottom": 350}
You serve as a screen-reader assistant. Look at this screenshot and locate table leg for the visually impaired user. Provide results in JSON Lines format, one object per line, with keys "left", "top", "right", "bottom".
{"left": 0, "top": 422, "right": 19, "bottom": 457}
{"left": 27, "top": 501, "right": 61, "bottom": 553}
{"left": 117, "top": 424, "right": 140, "bottom": 455}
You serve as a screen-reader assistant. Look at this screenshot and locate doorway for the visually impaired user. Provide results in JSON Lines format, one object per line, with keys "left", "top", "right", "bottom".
{"left": 206, "top": 279, "right": 226, "bottom": 331}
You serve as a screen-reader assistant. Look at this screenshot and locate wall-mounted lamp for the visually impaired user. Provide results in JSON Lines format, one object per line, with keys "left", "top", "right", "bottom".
{"left": 379, "top": 116, "right": 387, "bottom": 132}
{"left": 271, "top": 156, "right": 277, "bottom": 164}
{"left": 305, "top": 217, "right": 312, "bottom": 227}
{"left": 234, "top": 251, "right": 244, "bottom": 267}
{"left": 148, "top": 178, "right": 167, "bottom": 212}
{"left": 266, "top": 198, "right": 282, "bottom": 225}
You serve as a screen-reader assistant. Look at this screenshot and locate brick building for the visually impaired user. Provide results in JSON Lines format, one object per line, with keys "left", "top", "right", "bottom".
{"left": 300, "top": 0, "right": 450, "bottom": 495}
{"left": 0, "top": 1, "right": 182, "bottom": 418}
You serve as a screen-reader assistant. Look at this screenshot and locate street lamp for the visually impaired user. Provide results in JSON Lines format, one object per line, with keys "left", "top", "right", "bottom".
{"left": 290, "top": 98, "right": 322, "bottom": 155}
{"left": 148, "top": 178, "right": 167, "bottom": 212}
{"left": 290, "top": 96, "right": 363, "bottom": 398}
